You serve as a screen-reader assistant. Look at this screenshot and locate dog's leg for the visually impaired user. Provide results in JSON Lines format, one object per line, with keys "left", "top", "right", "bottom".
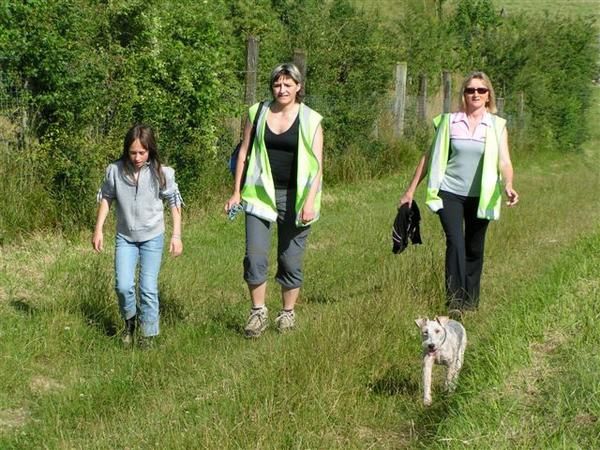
{"left": 422, "top": 355, "right": 434, "bottom": 406}
{"left": 446, "top": 364, "right": 458, "bottom": 392}
{"left": 447, "top": 336, "right": 466, "bottom": 392}
{"left": 446, "top": 355, "right": 463, "bottom": 392}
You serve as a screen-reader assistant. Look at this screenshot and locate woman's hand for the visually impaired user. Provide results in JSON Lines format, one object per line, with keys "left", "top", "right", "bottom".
{"left": 504, "top": 184, "right": 519, "bottom": 207}
{"left": 169, "top": 236, "right": 183, "bottom": 257}
{"left": 300, "top": 205, "right": 316, "bottom": 224}
{"left": 398, "top": 191, "right": 414, "bottom": 208}
{"left": 225, "top": 193, "right": 242, "bottom": 215}
{"left": 92, "top": 230, "right": 103, "bottom": 252}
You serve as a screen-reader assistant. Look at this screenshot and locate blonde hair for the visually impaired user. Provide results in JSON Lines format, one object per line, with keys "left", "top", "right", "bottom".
{"left": 459, "top": 71, "right": 497, "bottom": 114}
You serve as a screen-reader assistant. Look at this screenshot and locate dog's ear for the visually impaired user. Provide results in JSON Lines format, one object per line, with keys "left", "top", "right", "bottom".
{"left": 415, "top": 317, "right": 427, "bottom": 328}
{"left": 436, "top": 316, "right": 449, "bottom": 326}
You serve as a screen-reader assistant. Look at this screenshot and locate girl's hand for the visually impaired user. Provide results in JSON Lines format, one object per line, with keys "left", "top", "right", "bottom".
{"left": 504, "top": 185, "right": 519, "bottom": 207}
{"left": 170, "top": 236, "right": 183, "bottom": 257}
{"left": 92, "top": 230, "right": 103, "bottom": 252}
{"left": 398, "top": 191, "right": 413, "bottom": 208}
{"left": 300, "top": 205, "right": 315, "bottom": 224}
{"left": 225, "top": 193, "right": 241, "bottom": 215}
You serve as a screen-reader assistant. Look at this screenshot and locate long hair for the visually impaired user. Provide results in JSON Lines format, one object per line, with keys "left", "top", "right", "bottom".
{"left": 269, "top": 62, "right": 304, "bottom": 103}
{"left": 459, "top": 71, "right": 497, "bottom": 114}
{"left": 120, "top": 124, "right": 166, "bottom": 188}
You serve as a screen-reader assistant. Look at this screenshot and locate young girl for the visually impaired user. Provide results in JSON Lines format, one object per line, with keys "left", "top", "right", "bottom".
{"left": 92, "top": 124, "right": 183, "bottom": 348}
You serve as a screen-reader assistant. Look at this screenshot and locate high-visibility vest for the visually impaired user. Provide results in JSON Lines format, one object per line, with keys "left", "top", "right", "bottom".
{"left": 426, "top": 113, "right": 506, "bottom": 220}
{"left": 242, "top": 101, "right": 323, "bottom": 226}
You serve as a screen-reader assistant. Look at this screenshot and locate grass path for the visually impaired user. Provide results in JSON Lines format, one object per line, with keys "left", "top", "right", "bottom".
{"left": 0, "top": 91, "right": 599, "bottom": 448}
{"left": 352, "top": 0, "right": 600, "bottom": 22}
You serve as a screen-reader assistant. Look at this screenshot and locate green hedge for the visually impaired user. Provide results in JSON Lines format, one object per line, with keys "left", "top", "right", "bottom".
{"left": 0, "top": 0, "right": 597, "bottom": 239}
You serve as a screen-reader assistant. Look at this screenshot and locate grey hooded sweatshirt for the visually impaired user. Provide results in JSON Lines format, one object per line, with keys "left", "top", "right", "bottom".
{"left": 97, "top": 160, "right": 183, "bottom": 242}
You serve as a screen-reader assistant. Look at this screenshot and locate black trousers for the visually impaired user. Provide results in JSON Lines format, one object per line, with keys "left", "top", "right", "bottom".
{"left": 437, "top": 190, "right": 490, "bottom": 309}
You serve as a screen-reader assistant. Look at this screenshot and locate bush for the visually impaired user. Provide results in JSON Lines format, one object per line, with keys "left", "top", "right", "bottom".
{"left": 0, "top": 0, "right": 597, "bottom": 240}
{"left": 449, "top": 0, "right": 597, "bottom": 151}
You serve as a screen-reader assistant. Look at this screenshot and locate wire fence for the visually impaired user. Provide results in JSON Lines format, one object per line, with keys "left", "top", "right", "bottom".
{"left": 0, "top": 67, "right": 530, "bottom": 150}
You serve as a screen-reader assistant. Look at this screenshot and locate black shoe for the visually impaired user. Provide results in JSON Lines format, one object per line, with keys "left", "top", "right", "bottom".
{"left": 121, "top": 317, "right": 136, "bottom": 348}
{"left": 461, "top": 303, "right": 478, "bottom": 312}
{"left": 447, "top": 309, "right": 464, "bottom": 321}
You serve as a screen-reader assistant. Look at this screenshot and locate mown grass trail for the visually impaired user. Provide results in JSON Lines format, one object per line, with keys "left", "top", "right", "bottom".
{"left": 1, "top": 89, "right": 599, "bottom": 448}
{"left": 352, "top": 0, "right": 600, "bottom": 22}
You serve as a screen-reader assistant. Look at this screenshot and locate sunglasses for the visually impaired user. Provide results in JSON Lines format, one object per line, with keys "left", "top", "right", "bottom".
{"left": 464, "top": 87, "right": 489, "bottom": 95}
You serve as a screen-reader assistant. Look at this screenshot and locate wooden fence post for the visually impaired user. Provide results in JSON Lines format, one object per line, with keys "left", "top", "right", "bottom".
{"left": 393, "top": 62, "right": 407, "bottom": 138}
{"left": 243, "top": 36, "right": 259, "bottom": 122}
{"left": 18, "top": 80, "right": 29, "bottom": 149}
{"left": 417, "top": 74, "right": 427, "bottom": 122}
{"left": 442, "top": 71, "right": 451, "bottom": 113}
{"left": 293, "top": 49, "right": 307, "bottom": 100}
{"left": 496, "top": 97, "right": 505, "bottom": 117}
{"left": 518, "top": 91, "right": 525, "bottom": 128}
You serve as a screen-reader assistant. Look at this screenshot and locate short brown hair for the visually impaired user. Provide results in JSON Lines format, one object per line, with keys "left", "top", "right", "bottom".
{"left": 269, "top": 63, "right": 304, "bottom": 102}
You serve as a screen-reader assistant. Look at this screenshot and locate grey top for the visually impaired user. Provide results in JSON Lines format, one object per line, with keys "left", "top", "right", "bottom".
{"left": 97, "top": 160, "right": 183, "bottom": 242}
{"left": 440, "top": 138, "right": 485, "bottom": 197}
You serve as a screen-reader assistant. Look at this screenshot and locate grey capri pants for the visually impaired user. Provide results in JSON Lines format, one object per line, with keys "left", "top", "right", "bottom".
{"left": 244, "top": 189, "right": 311, "bottom": 289}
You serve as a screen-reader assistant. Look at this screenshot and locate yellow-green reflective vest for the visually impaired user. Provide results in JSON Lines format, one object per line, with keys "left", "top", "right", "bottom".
{"left": 426, "top": 113, "right": 506, "bottom": 220}
{"left": 242, "top": 101, "right": 323, "bottom": 226}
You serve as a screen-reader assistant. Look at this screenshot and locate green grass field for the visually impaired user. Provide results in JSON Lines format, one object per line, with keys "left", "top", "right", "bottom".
{"left": 352, "top": 0, "right": 599, "bottom": 20}
{"left": 1, "top": 1, "right": 599, "bottom": 447}
{"left": 493, "top": 0, "right": 599, "bottom": 18}
{"left": 0, "top": 83, "right": 599, "bottom": 448}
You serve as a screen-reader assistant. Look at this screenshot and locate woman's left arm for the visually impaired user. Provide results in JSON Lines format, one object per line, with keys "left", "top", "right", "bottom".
{"left": 301, "top": 123, "right": 324, "bottom": 223}
{"left": 498, "top": 128, "right": 519, "bottom": 206}
{"left": 169, "top": 205, "right": 183, "bottom": 256}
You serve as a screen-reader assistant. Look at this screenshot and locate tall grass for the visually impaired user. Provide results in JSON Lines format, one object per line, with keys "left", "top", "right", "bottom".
{"left": 0, "top": 141, "right": 57, "bottom": 243}
{"left": 0, "top": 87, "right": 599, "bottom": 447}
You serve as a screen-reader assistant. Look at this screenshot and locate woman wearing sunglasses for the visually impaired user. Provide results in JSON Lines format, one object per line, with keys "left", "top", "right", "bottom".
{"left": 398, "top": 71, "right": 518, "bottom": 315}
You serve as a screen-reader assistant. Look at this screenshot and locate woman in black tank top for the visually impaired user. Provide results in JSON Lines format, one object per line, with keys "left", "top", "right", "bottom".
{"left": 224, "top": 63, "right": 324, "bottom": 339}
{"left": 264, "top": 114, "right": 299, "bottom": 190}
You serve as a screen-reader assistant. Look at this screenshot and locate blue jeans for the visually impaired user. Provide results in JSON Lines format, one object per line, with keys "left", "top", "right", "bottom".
{"left": 115, "top": 233, "right": 164, "bottom": 337}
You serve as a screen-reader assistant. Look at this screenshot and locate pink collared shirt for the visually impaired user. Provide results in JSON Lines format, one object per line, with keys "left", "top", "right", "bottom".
{"left": 440, "top": 112, "right": 492, "bottom": 197}
{"left": 450, "top": 111, "right": 492, "bottom": 142}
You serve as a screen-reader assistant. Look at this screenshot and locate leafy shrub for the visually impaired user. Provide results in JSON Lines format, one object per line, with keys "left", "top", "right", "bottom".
{"left": 0, "top": 0, "right": 597, "bottom": 240}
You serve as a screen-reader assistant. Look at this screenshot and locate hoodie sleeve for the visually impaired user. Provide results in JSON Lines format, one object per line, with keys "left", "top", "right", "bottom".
{"left": 159, "top": 166, "right": 184, "bottom": 208}
{"left": 96, "top": 163, "right": 117, "bottom": 203}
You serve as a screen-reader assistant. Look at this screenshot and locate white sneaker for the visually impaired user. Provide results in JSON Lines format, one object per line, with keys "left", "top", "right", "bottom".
{"left": 275, "top": 310, "right": 296, "bottom": 333}
{"left": 244, "top": 307, "right": 268, "bottom": 338}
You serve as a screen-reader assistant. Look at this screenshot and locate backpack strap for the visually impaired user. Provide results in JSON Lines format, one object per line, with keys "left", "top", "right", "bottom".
{"left": 247, "top": 101, "right": 265, "bottom": 160}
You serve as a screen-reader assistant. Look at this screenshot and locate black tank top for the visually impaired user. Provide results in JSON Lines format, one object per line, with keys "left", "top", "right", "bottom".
{"left": 264, "top": 114, "right": 299, "bottom": 190}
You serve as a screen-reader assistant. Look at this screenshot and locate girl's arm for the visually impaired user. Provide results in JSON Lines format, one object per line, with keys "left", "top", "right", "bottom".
{"left": 498, "top": 128, "right": 519, "bottom": 206}
{"left": 169, "top": 205, "right": 183, "bottom": 256}
{"left": 92, "top": 198, "right": 111, "bottom": 252}
{"left": 300, "top": 124, "right": 324, "bottom": 224}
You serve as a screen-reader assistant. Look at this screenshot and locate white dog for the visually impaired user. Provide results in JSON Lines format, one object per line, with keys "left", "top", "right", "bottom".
{"left": 414, "top": 316, "right": 467, "bottom": 406}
